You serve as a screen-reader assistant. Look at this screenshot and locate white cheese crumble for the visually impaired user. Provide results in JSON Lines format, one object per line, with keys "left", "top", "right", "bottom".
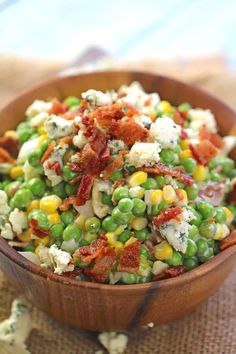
{"left": 221, "top": 136, "right": 236, "bottom": 156}
{"left": 61, "top": 239, "right": 79, "bottom": 254}
{"left": 74, "top": 200, "right": 94, "bottom": 217}
{"left": 0, "top": 299, "right": 32, "bottom": 354}
{"left": 17, "top": 137, "right": 40, "bottom": 164}
{"left": 0, "top": 215, "right": 14, "bottom": 240}
{"left": 25, "top": 99, "right": 52, "bottom": 118}
{"left": 188, "top": 108, "right": 217, "bottom": 133}
{"left": 152, "top": 261, "right": 169, "bottom": 275}
{"left": 29, "top": 111, "right": 48, "bottom": 128}
{"left": 150, "top": 116, "right": 181, "bottom": 149}
{"left": 72, "top": 130, "right": 88, "bottom": 149}
{"left": 43, "top": 144, "right": 67, "bottom": 186}
{"left": 98, "top": 332, "right": 128, "bottom": 354}
{"left": 9, "top": 208, "right": 27, "bottom": 235}
{"left": 107, "top": 140, "right": 127, "bottom": 154}
{"left": 37, "top": 244, "right": 74, "bottom": 275}
{"left": 92, "top": 178, "right": 112, "bottom": 218}
{"left": 44, "top": 114, "right": 75, "bottom": 139}
{"left": 126, "top": 142, "right": 161, "bottom": 168}
{"left": 134, "top": 114, "right": 152, "bottom": 128}
{"left": 82, "top": 89, "right": 112, "bottom": 107}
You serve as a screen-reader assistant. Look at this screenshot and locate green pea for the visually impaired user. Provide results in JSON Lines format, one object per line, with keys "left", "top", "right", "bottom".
{"left": 118, "top": 230, "right": 131, "bottom": 243}
{"left": 118, "top": 198, "right": 134, "bottom": 213}
{"left": 24, "top": 244, "right": 35, "bottom": 252}
{"left": 102, "top": 216, "right": 118, "bottom": 232}
{"left": 183, "top": 257, "right": 199, "bottom": 271}
{"left": 138, "top": 274, "right": 152, "bottom": 283}
{"left": 52, "top": 182, "right": 67, "bottom": 199}
{"left": 85, "top": 217, "right": 101, "bottom": 234}
{"left": 121, "top": 273, "right": 138, "bottom": 284}
{"left": 113, "top": 187, "right": 129, "bottom": 201}
{"left": 178, "top": 103, "right": 191, "bottom": 111}
{"left": 13, "top": 189, "right": 32, "bottom": 208}
{"left": 160, "top": 149, "right": 176, "bottom": 165}
{"left": 134, "top": 227, "right": 149, "bottom": 241}
{"left": 199, "top": 220, "right": 216, "bottom": 239}
{"left": 166, "top": 251, "right": 183, "bottom": 266}
{"left": 28, "top": 150, "right": 41, "bottom": 167}
{"left": 210, "top": 172, "right": 221, "bottom": 182}
{"left": 158, "top": 201, "right": 168, "bottom": 212}
{"left": 198, "top": 248, "right": 214, "bottom": 263}
{"left": 28, "top": 209, "right": 49, "bottom": 230}
{"left": 4, "top": 181, "right": 21, "bottom": 198}
{"left": 213, "top": 241, "right": 220, "bottom": 255}
{"left": 61, "top": 211, "right": 74, "bottom": 226}
{"left": 188, "top": 225, "right": 199, "bottom": 241}
{"left": 125, "top": 166, "right": 136, "bottom": 175}
{"left": 196, "top": 238, "right": 209, "bottom": 255}
{"left": 181, "top": 158, "right": 197, "bottom": 173}
{"left": 112, "top": 208, "right": 132, "bottom": 225}
{"left": 222, "top": 157, "right": 234, "bottom": 175}
{"left": 17, "top": 125, "right": 35, "bottom": 144}
{"left": 54, "top": 237, "right": 63, "bottom": 248}
{"left": 39, "top": 140, "right": 50, "bottom": 155}
{"left": 28, "top": 177, "right": 46, "bottom": 197}
{"left": 79, "top": 239, "right": 90, "bottom": 247}
{"left": 63, "top": 166, "right": 78, "bottom": 182}
{"left": 50, "top": 223, "right": 64, "bottom": 238}
{"left": 65, "top": 183, "right": 78, "bottom": 196}
{"left": 132, "top": 198, "right": 146, "bottom": 216}
{"left": 185, "top": 185, "right": 199, "bottom": 200}
{"left": 63, "top": 96, "right": 81, "bottom": 108}
{"left": 209, "top": 156, "right": 223, "bottom": 170}
{"left": 2, "top": 180, "right": 11, "bottom": 189}
{"left": 155, "top": 176, "right": 165, "bottom": 188}
{"left": 197, "top": 201, "right": 215, "bottom": 219}
{"left": 63, "top": 224, "right": 81, "bottom": 241}
{"left": 188, "top": 207, "right": 202, "bottom": 226}
{"left": 109, "top": 170, "right": 123, "bottom": 182}
{"left": 184, "top": 239, "right": 197, "bottom": 257}
{"left": 215, "top": 208, "right": 227, "bottom": 223}
{"left": 151, "top": 204, "right": 159, "bottom": 216}
{"left": 101, "top": 193, "right": 113, "bottom": 206}
{"left": 141, "top": 177, "right": 158, "bottom": 190}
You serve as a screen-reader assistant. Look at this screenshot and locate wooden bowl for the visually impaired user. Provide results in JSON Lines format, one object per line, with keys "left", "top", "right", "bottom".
{"left": 1, "top": 71, "right": 236, "bottom": 331}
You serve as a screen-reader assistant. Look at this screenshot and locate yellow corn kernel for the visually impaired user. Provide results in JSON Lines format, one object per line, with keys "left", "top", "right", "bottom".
{"left": 27, "top": 200, "right": 40, "bottom": 213}
{"left": 159, "top": 100, "right": 172, "bottom": 113}
{"left": 222, "top": 207, "right": 233, "bottom": 225}
{"left": 193, "top": 165, "right": 206, "bottom": 182}
{"left": 18, "top": 230, "right": 31, "bottom": 242}
{"left": 150, "top": 189, "right": 163, "bottom": 204}
{"left": 179, "top": 149, "right": 192, "bottom": 159}
{"left": 37, "top": 134, "right": 48, "bottom": 148}
{"left": 35, "top": 236, "right": 50, "bottom": 247}
{"left": 75, "top": 215, "right": 87, "bottom": 229}
{"left": 106, "top": 232, "right": 117, "bottom": 244}
{"left": 10, "top": 166, "right": 23, "bottom": 179}
{"left": 177, "top": 189, "right": 188, "bottom": 205}
{"left": 125, "top": 236, "right": 138, "bottom": 247}
{"left": 40, "top": 195, "right": 62, "bottom": 213}
{"left": 113, "top": 241, "right": 124, "bottom": 254}
{"left": 213, "top": 223, "right": 230, "bottom": 240}
{"left": 38, "top": 126, "right": 47, "bottom": 135}
{"left": 154, "top": 241, "right": 173, "bottom": 260}
{"left": 180, "top": 139, "right": 190, "bottom": 150}
{"left": 163, "top": 185, "right": 176, "bottom": 204}
{"left": 4, "top": 130, "right": 17, "bottom": 138}
{"left": 128, "top": 171, "right": 148, "bottom": 187}
{"left": 48, "top": 212, "right": 60, "bottom": 224}
{"left": 129, "top": 186, "right": 145, "bottom": 199}
{"left": 147, "top": 106, "right": 156, "bottom": 120}
{"left": 114, "top": 225, "right": 126, "bottom": 236}
{"left": 131, "top": 217, "right": 148, "bottom": 231}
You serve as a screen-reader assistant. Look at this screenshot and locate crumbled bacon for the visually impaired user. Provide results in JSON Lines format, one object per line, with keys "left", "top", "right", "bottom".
{"left": 101, "top": 151, "right": 125, "bottom": 180}
{"left": 84, "top": 247, "right": 116, "bottom": 283}
{"left": 180, "top": 129, "right": 188, "bottom": 139}
{"left": 109, "top": 120, "right": 148, "bottom": 145}
{"left": 189, "top": 140, "right": 219, "bottom": 166}
{"left": 138, "top": 163, "right": 194, "bottom": 186}
{"left": 0, "top": 136, "right": 19, "bottom": 158}
{"left": 73, "top": 236, "right": 107, "bottom": 263}
{"left": 219, "top": 231, "right": 236, "bottom": 250}
{"left": 59, "top": 134, "right": 75, "bottom": 145}
{"left": 153, "top": 265, "right": 185, "bottom": 281}
{"left": 0, "top": 147, "right": 15, "bottom": 163}
{"left": 81, "top": 115, "right": 95, "bottom": 126}
{"left": 84, "top": 126, "right": 108, "bottom": 154}
{"left": 47, "top": 161, "right": 62, "bottom": 175}
{"left": 118, "top": 240, "right": 141, "bottom": 273}
{"left": 63, "top": 269, "right": 83, "bottom": 278}
{"left": 152, "top": 208, "right": 183, "bottom": 228}
{"left": 228, "top": 183, "right": 236, "bottom": 204}
{"left": 75, "top": 174, "right": 94, "bottom": 206}
{"left": 68, "top": 162, "right": 83, "bottom": 173}
{"left": 172, "top": 111, "right": 184, "bottom": 127}
{"left": 69, "top": 175, "right": 82, "bottom": 185}
{"left": 100, "top": 147, "right": 111, "bottom": 162}
{"left": 60, "top": 196, "right": 76, "bottom": 211}
{"left": 49, "top": 98, "right": 68, "bottom": 115}
{"left": 40, "top": 141, "right": 56, "bottom": 164}
{"left": 199, "top": 125, "right": 224, "bottom": 149}
{"left": 30, "top": 219, "right": 49, "bottom": 238}
{"left": 78, "top": 143, "right": 101, "bottom": 174}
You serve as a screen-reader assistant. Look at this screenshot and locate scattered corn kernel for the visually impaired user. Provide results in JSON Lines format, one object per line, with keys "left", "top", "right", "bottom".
{"left": 222, "top": 207, "right": 233, "bottom": 225}
{"left": 27, "top": 200, "right": 40, "bottom": 213}
{"left": 75, "top": 215, "right": 87, "bottom": 229}
{"left": 176, "top": 189, "right": 188, "bottom": 205}
{"left": 159, "top": 100, "right": 172, "bottom": 113}
{"left": 114, "top": 225, "right": 126, "bottom": 236}
{"left": 163, "top": 185, "right": 176, "bottom": 204}
{"left": 17, "top": 230, "right": 31, "bottom": 242}
{"left": 150, "top": 189, "right": 163, "bottom": 204}
{"left": 48, "top": 212, "right": 60, "bottom": 224}
{"left": 10, "top": 166, "right": 23, "bottom": 179}
{"left": 38, "top": 134, "right": 48, "bottom": 148}
{"left": 128, "top": 171, "right": 148, "bottom": 187}
{"left": 154, "top": 241, "right": 173, "bottom": 260}
{"left": 40, "top": 195, "right": 62, "bottom": 213}
{"left": 131, "top": 217, "right": 148, "bottom": 231}
{"left": 125, "top": 236, "right": 138, "bottom": 247}
{"left": 38, "top": 126, "right": 47, "bottom": 135}
{"left": 180, "top": 139, "right": 190, "bottom": 150}
{"left": 193, "top": 165, "right": 206, "bottom": 182}
{"left": 179, "top": 149, "right": 192, "bottom": 159}
{"left": 213, "top": 223, "right": 230, "bottom": 240}
{"left": 35, "top": 236, "right": 50, "bottom": 247}
{"left": 106, "top": 232, "right": 117, "bottom": 244}
{"left": 4, "top": 130, "right": 17, "bottom": 138}
{"left": 113, "top": 241, "right": 124, "bottom": 254}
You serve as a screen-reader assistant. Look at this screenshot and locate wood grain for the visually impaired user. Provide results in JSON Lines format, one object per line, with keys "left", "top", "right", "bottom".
{"left": 0, "top": 71, "right": 236, "bottom": 331}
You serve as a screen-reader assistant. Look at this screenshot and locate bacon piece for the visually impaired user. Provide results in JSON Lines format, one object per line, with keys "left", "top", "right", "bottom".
{"left": 180, "top": 129, "right": 188, "bottom": 139}
{"left": 63, "top": 269, "right": 83, "bottom": 278}
{"left": 152, "top": 208, "right": 183, "bottom": 228}
{"left": 228, "top": 183, "right": 236, "bottom": 204}
{"left": 30, "top": 219, "right": 49, "bottom": 238}
{"left": 189, "top": 140, "right": 219, "bottom": 166}
{"left": 109, "top": 120, "right": 148, "bottom": 145}
{"left": 59, "top": 134, "right": 75, "bottom": 145}
{"left": 118, "top": 240, "right": 141, "bottom": 273}
{"left": 139, "top": 163, "right": 194, "bottom": 186}
{"left": 84, "top": 247, "right": 116, "bottom": 283}
{"left": 0, "top": 147, "right": 15, "bottom": 163}
{"left": 69, "top": 175, "right": 82, "bottom": 185}
{"left": 199, "top": 182, "right": 225, "bottom": 206}
{"left": 84, "top": 126, "right": 108, "bottom": 154}
{"left": 60, "top": 196, "right": 76, "bottom": 211}
{"left": 100, "top": 147, "right": 111, "bottom": 162}
{"left": 49, "top": 98, "right": 68, "bottom": 115}
{"left": 74, "top": 237, "right": 107, "bottom": 263}
{"left": 172, "top": 111, "right": 184, "bottom": 127}
{"left": 68, "top": 162, "right": 83, "bottom": 173}
{"left": 101, "top": 151, "right": 125, "bottom": 180}
{"left": 47, "top": 161, "right": 62, "bottom": 175}
{"left": 79, "top": 143, "right": 101, "bottom": 174}
{"left": 153, "top": 265, "right": 185, "bottom": 281}
{"left": 82, "top": 115, "right": 95, "bottom": 126}
{"left": 219, "top": 231, "right": 236, "bottom": 250}
{"left": 40, "top": 141, "right": 56, "bottom": 164}
{"left": 75, "top": 174, "right": 94, "bottom": 206}
{"left": 199, "top": 125, "right": 224, "bottom": 149}
{"left": 0, "top": 136, "right": 19, "bottom": 158}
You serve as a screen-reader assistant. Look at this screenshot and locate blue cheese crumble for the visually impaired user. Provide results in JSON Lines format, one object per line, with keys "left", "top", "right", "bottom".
{"left": 150, "top": 116, "right": 181, "bottom": 149}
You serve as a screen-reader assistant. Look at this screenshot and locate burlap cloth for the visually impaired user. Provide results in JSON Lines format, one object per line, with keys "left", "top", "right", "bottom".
{"left": 0, "top": 54, "right": 236, "bottom": 354}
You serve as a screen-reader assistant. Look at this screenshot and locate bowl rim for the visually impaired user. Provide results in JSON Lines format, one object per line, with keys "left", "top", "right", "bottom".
{"left": 1, "top": 69, "right": 236, "bottom": 292}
